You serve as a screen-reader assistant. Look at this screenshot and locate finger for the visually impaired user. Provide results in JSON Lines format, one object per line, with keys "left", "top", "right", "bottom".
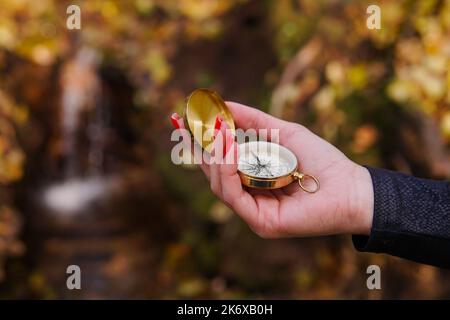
{"left": 170, "top": 113, "right": 181, "bottom": 129}
{"left": 217, "top": 120, "right": 259, "bottom": 226}
{"left": 209, "top": 117, "right": 223, "bottom": 198}
{"left": 171, "top": 113, "right": 210, "bottom": 179}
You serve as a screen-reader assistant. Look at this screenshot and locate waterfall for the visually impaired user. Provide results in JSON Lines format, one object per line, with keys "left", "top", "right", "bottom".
{"left": 43, "top": 48, "right": 118, "bottom": 215}
{"left": 61, "top": 47, "right": 100, "bottom": 177}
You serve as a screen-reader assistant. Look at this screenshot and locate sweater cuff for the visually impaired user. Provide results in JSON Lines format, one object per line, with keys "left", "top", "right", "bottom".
{"left": 351, "top": 166, "right": 450, "bottom": 268}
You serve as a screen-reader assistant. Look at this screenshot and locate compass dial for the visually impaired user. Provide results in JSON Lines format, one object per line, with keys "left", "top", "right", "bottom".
{"left": 237, "top": 141, "right": 297, "bottom": 179}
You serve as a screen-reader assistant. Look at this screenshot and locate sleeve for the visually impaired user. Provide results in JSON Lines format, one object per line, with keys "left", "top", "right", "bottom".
{"left": 352, "top": 166, "right": 450, "bottom": 269}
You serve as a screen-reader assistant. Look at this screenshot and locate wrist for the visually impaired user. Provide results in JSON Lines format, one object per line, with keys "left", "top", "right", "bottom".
{"left": 346, "top": 164, "right": 374, "bottom": 235}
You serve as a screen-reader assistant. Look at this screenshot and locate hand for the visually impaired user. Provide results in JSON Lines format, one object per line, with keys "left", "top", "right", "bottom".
{"left": 171, "top": 102, "right": 374, "bottom": 238}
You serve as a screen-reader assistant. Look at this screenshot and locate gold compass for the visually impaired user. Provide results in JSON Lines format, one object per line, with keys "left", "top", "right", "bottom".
{"left": 183, "top": 88, "right": 319, "bottom": 193}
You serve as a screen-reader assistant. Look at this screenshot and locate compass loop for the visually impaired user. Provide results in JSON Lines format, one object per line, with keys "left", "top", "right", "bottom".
{"left": 296, "top": 173, "right": 320, "bottom": 193}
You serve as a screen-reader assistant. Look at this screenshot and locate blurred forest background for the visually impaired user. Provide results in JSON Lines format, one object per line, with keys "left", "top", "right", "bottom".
{"left": 0, "top": 0, "right": 449, "bottom": 299}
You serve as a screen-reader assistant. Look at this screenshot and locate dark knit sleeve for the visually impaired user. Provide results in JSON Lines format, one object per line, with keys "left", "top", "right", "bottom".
{"left": 352, "top": 167, "right": 450, "bottom": 269}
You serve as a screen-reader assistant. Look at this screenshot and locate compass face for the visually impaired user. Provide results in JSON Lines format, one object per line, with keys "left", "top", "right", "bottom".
{"left": 237, "top": 141, "right": 297, "bottom": 179}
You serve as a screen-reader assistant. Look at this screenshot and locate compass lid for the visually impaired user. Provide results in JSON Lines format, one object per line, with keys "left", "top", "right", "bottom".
{"left": 185, "top": 88, "right": 235, "bottom": 153}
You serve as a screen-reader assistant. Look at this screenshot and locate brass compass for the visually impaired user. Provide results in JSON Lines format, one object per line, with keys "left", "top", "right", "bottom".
{"left": 183, "top": 88, "right": 319, "bottom": 193}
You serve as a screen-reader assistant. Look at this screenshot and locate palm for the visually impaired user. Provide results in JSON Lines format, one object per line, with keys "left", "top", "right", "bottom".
{"left": 244, "top": 128, "right": 357, "bottom": 237}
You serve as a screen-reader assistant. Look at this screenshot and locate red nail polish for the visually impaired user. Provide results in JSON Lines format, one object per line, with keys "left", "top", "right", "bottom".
{"left": 214, "top": 116, "right": 222, "bottom": 131}
{"left": 224, "top": 129, "right": 234, "bottom": 155}
{"left": 213, "top": 116, "right": 222, "bottom": 139}
{"left": 170, "top": 113, "right": 180, "bottom": 129}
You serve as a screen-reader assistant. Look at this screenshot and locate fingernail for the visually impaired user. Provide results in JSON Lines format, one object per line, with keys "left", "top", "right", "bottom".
{"left": 214, "top": 116, "right": 222, "bottom": 131}
{"left": 221, "top": 119, "right": 234, "bottom": 156}
{"left": 224, "top": 128, "right": 234, "bottom": 155}
{"left": 171, "top": 113, "right": 180, "bottom": 129}
{"left": 213, "top": 116, "right": 222, "bottom": 138}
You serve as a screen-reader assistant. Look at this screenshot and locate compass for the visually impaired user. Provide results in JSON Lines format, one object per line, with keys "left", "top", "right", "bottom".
{"left": 237, "top": 140, "right": 319, "bottom": 192}
{"left": 183, "top": 88, "right": 320, "bottom": 193}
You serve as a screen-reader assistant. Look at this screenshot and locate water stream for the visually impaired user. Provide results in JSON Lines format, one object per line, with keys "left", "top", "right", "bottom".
{"left": 43, "top": 48, "right": 116, "bottom": 216}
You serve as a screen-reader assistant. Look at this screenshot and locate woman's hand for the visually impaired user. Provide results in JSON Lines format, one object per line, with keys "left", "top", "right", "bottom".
{"left": 171, "top": 102, "right": 374, "bottom": 238}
